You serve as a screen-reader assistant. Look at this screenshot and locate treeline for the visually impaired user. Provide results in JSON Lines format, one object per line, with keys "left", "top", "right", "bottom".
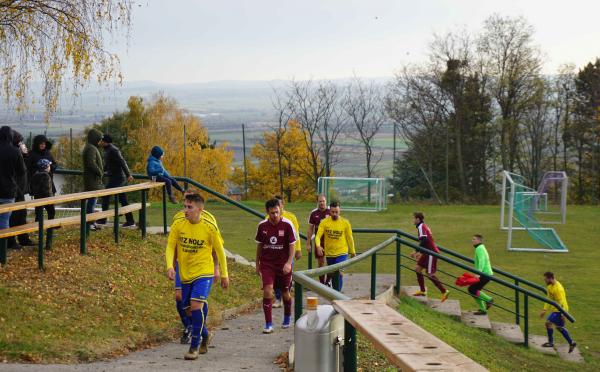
{"left": 386, "top": 15, "right": 600, "bottom": 204}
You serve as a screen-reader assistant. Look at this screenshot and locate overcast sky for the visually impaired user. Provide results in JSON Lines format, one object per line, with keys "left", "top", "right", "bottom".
{"left": 113, "top": 0, "right": 600, "bottom": 84}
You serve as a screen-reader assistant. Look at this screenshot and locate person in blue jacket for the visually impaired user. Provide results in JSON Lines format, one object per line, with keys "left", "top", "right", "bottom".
{"left": 147, "top": 146, "right": 184, "bottom": 203}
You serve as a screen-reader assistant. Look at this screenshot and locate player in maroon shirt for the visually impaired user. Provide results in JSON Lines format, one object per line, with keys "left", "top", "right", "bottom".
{"left": 411, "top": 212, "right": 450, "bottom": 302}
{"left": 255, "top": 198, "right": 296, "bottom": 334}
{"left": 307, "top": 194, "right": 330, "bottom": 284}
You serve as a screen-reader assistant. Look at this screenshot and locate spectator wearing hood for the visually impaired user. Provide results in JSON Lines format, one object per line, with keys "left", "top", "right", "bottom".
{"left": 0, "top": 126, "right": 26, "bottom": 233}
{"left": 146, "top": 146, "right": 183, "bottom": 203}
{"left": 27, "top": 134, "right": 57, "bottom": 195}
{"left": 97, "top": 134, "right": 136, "bottom": 228}
{"left": 31, "top": 159, "right": 55, "bottom": 249}
{"left": 82, "top": 128, "right": 104, "bottom": 231}
{"left": 8, "top": 130, "right": 35, "bottom": 249}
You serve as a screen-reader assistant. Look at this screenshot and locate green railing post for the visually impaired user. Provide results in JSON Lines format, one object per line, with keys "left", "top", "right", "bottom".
{"left": 332, "top": 271, "right": 340, "bottom": 292}
{"left": 524, "top": 294, "right": 529, "bottom": 347}
{"left": 0, "top": 238, "right": 7, "bottom": 265}
{"left": 162, "top": 184, "right": 168, "bottom": 235}
{"left": 395, "top": 235, "right": 401, "bottom": 295}
{"left": 344, "top": 320, "right": 357, "bottom": 372}
{"left": 294, "top": 281, "right": 303, "bottom": 323}
{"left": 36, "top": 207, "right": 44, "bottom": 271}
{"left": 515, "top": 279, "right": 520, "bottom": 325}
{"left": 140, "top": 189, "right": 147, "bottom": 238}
{"left": 370, "top": 252, "right": 377, "bottom": 300}
{"left": 308, "top": 249, "right": 313, "bottom": 270}
{"left": 113, "top": 195, "right": 119, "bottom": 244}
{"left": 80, "top": 199, "right": 87, "bottom": 254}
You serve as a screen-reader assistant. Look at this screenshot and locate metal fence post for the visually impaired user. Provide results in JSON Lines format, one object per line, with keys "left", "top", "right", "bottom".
{"left": 524, "top": 294, "right": 529, "bottom": 347}
{"left": 36, "top": 207, "right": 44, "bottom": 271}
{"left": 294, "top": 281, "right": 303, "bottom": 323}
{"left": 395, "top": 235, "right": 401, "bottom": 295}
{"left": 80, "top": 199, "right": 87, "bottom": 254}
{"left": 140, "top": 189, "right": 147, "bottom": 238}
{"left": 308, "top": 249, "right": 313, "bottom": 270}
{"left": 332, "top": 271, "right": 340, "bottom": 292}
{"left": 0, "top": 238, "right": 7, "bottom": 265}
{"left": 515, "top": 279, "right": 520, "bottom": 325}
{"left": 162, "top": 184, "right": 168, "bottom": 234}
{"left": 370, "top": 252, "right": 377, "bottom": 300}
{"left": 343, "top": 320, "right": 357, "bottom": 372}
{"left": 113, "top": 195, "right": 119, "bottom": 244}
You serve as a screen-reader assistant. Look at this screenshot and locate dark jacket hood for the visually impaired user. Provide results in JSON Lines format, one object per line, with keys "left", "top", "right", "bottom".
{"left": 0, "top": 126, "right": 13, "bottom": 143}
{"left": 151, "top": 146, "right": 164, "bottom": 158}
{"left": 87, "top": 129, "right": 103, "bottom": 145}
{"left": 32, "top": 134, "right": 52, "bottom": 152}
{"left": 12, "top": 131, "right": 24, "bottom": 146}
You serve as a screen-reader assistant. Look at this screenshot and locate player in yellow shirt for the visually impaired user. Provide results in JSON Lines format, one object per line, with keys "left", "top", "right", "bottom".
{"left": 540, "top": 271, "right": 576, "bottom": 353}
{"left": 165, "top": 193, "right": 229, "bottom": 360}
{"left": 315, "top": 201, "right": 356, "bottom": 291}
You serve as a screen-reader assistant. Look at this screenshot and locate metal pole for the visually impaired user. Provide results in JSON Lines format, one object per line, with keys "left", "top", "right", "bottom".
{"left": 332, "top": 271, "right": 340, "bottom": 292}
{"left": 80, "top": 199, "right": 87, "bottom": 254}
{"left": 69, "top": 128, "right": 73, "bottom": 167}
{"left": 524, "top": 294, "right": 529, "bottom": 347}
{"left": 114, "top": 195, "right": 119, "bottom": 243}
{"left": 395, "top": 235, "right": 401, "bottom": 295}
{"left": 141, "top": 189, "right": 147, "bottom": 238}
{"left": 393, "top": 123, "right": 396, "bottom": 171}
{"left": 183, "top": 124, "right": 188, "bottom": 191}
{"left": 307, "top": 248, "right": 313, "bottom": 270}
{"left": 36, "top": 207, "right": 44, "bottom": 271}
{"left": 515, "top": 280, "right": 520, "bottom": 325}
{"left": 294, "top": 281, "right": 303, "bottom": 323}
{"left": 162, "top": 185, "right": 168, "bottom": 235}
{"left": 370, "top": 252, "right": 377, "bottom": 300}
{"left": 343, "top": 320, "right": 357, "bottom": 372}
{"left": 0, "top": 238, "right": 7, "bottom": 265}
{"left": 242, "top": 123, "right": 248, "bottom": 199}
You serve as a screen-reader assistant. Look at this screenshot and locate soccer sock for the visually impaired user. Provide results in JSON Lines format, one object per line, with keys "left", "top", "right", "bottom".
{"left": 283, "top": 296, "right": 292, "bottom": 318}
{"left": 201, "top": 302, "right": 209, "bottom": 338}
{"left": 478, "top": 291, "right": 492, "bottom": 302}
{"left": 417, "top": 273, "right": 426, "bottom": 291}
{"left": 339, "top": 273, "right": 344, "bottom": 291}
{"left": 547, "top": 327, "right": 554, "bottom": 344}
{"left": 263, "top": 298, "right": 273, "bottom": 324}
{"left": 429, "top": 274, "right": 446, "bottom": 293}
{"left": 476, "top": 298, "right": 486, "bottom": 311}
{"left": 319, "top": 275, "right": 325, "bottom": 284}
{"left": 190, "top": 309, "right": 204, "bottom": 349}
{"left": 275, "top": 288, "right": 282, "bottom": 301}
{"left": 558, "top": 328, "right": 573, "bottom": 345}
{"left": 176, "top": 300, "right": 190, "bottom": 329}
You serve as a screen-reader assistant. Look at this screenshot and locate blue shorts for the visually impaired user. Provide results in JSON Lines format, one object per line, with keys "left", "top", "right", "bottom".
{"left": 547, "top": 312, "right": 565, "bottom": 327}
{"left": 174, "top": 263, "right": 182, "bottom": 290}
{"left": 326, "top": 254, "right": 348, "bottom": 269}
{"left": 181, "top": 277, "right": 213, "bottom": 308}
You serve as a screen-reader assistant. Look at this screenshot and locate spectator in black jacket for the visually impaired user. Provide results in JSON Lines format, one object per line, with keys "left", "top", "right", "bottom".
{"left": 27, "top": 134, "right": 57, "bottom": 195}
{"left": 8, "top": 130, "right": 35, "bottom": 249}
{"left": 97, "top": 134, "right": 136, "bottom": 228}
{"left": 30, "top": 159, "right": 55, "bottom": 249}
{"left": 0, "top": 126, "right": 26, "bottom": 234}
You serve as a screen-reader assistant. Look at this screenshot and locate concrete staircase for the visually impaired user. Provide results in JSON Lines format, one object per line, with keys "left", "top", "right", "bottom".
{"left": 399, "top": 286, "right": 583, "bottom": 363}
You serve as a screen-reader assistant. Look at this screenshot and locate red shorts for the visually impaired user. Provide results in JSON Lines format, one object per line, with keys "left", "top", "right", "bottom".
{"left": 260, "top": 264, "right": 292, "bottom": 291}
{"left": 417, "top": 254, "right": 437, "bottom": 274}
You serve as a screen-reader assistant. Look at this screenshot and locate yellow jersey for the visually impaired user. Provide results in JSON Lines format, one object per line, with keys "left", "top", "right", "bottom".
{"left": 544, "top": 280, "right": 569, "bottom": 312}
{"left": 165, "top": 217, "right": 228, "bottom": 283}
{"left": 315, "top": 216, "right": 355, "bottom": 257}
{"left": 264, "top": 210, "right": 301, "bottom": 252}
{"left": 173, "top": 209, "right": 224, "bottom": 245}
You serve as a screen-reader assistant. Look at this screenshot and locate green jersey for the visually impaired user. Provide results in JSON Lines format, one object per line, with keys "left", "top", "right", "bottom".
{"left": 474, "top": 244, "right": 493, "bottom": 276}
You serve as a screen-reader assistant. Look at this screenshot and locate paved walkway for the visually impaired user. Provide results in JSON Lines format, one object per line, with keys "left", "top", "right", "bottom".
{"left": 0, "top": 274, "right": 395, "bottom": 372}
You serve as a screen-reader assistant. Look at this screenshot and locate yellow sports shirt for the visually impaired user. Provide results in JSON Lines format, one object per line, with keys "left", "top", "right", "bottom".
{"left": 165, "top": 217, "right": 228, "bottom": 283}
{"left": 315, "top": 216, "right": 355, "bottom": 257}
{"left": 544, "top": 280, "right": 569, "bottom": 312}
{"left": 264, "top": 210, "right": 301, "bottom": 252}
{"left": 173, "top": 209, "right": 223, "bottom": 245}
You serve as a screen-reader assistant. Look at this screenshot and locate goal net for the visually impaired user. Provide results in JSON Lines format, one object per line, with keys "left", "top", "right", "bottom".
{"left": 317, "top": 177, "right": 387, "bottom": 212}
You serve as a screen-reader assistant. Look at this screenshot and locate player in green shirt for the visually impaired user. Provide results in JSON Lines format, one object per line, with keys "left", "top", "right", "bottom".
{"left": 468, "top": 234, "right": 494, "bottom": 315}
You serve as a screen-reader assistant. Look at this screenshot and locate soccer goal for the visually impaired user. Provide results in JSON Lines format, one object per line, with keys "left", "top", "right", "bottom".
{"left": 317, "top": 177, "right": 387, "bottom": 212}
{"left": 500, "top": 171, "right": 568, "bottom": 253}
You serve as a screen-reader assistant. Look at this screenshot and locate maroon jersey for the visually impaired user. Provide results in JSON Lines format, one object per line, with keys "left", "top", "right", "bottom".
{"left": 416, "top": 222, "right": 440, "bottom": 253}
{"left": 308, "top": 207, "right": 330, "bottom": 246}
{"left": 255, "top": 217, "right": 297, "bottom": 267}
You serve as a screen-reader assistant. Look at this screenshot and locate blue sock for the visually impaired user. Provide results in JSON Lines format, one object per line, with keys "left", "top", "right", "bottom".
{"left": 190, "top": 309, "right": 204, "bottom": 349}
{"left": 275, "top": 288, "right": 282, "bottom": 301}
{"left": 201, "top": 302, "right": 209, "bottom": 338}
{"left": 558, "top": 328, "right": 573, "bottom": 345}
{"left": 547, "top": 328, "right": 554, "bottom": 344}
{"left": 176, "top": 300, "right": 190, "bottom": 329}
{"left": 339, "top": 274, "right": 344, "bottom": 291}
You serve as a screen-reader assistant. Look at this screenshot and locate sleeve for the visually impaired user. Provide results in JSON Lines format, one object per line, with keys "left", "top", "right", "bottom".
{"left": 543, "top": 287, "right": 552, "bottom": 311}
{"left": 556, "top": 286, "right": 568, "bottom": 309}
{"left": 345, "top": 220, "right": 356, "bottom": 255}
{"left": 165, "top": 221, "right": 179, "bottom": 270}
{"left": 117, "top": 149, "right": 131, "bottom": 178}
{"left": 315, "top": 221, "right": 324, "bottom": 246}
{"left": 292, "top": 216, "right": 301, "bottom": 251}
{"left": 474, "top": 247, "right": 484, "bottom": 272}
{"left": 212, "top": 228, "right": 228, "bottom": 278}
{"left": 288, "top": 222, "right": 297, "bottom": 245}
{"left": 308, "top": 212, "right": 314, "bottom": 225}
{"left": 84, "top": 147, "right": 103, "bottom": 177}
{"left": 417, "top": 224, "right": 428, "bottom": 247}
{"left": 254, "top": 224, "right": 262, "bottom": 244}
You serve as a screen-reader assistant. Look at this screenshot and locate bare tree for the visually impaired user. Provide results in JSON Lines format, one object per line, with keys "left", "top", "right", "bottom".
{"left": 314, "top": 81, "right": 346, "bottom": 177}
{"left": 270, "top": 89, "right": 294, "bottom": 197}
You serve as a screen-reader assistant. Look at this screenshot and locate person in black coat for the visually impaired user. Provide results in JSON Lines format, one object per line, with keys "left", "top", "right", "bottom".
{"left": 0, "top": 126, "right": 26, "bottom": 236}
{"left": 30, "top": 159, "right": 56, "bottom": 250}
{"left": 27, "top": 134, "right": 58, "bottom": 195}
{"left": 7, "top": 130, "right": 35, "bottom": 249}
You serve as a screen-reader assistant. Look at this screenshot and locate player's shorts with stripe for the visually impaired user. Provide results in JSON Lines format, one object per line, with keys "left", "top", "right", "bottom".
{"left": 181, "top": 277, "right": 214, "bottom": 308}
{"left": 174, "top": 262, "right": 182, "bottom": 290}
{"left": 417, "top": 253, "right": 438, "bottom": 274}
{"left": 326, "top": 254, "right": 348, "bottom": 269}
{"left": 260, "top": 263, "right": 292, "bottom": 291}
{"left": 547, "top": 312, "right": 565, "bottom": 327}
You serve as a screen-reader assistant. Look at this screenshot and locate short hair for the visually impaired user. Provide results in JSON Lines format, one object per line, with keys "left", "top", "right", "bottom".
{"left": 274, "top": 195, "right": 283, "bottom": 201}
{"left": 317, "top": 193, "right": 326, "bottom": 200}
{"left": 543, "top": 272, "right": 554, "bottom": 279}
{"left": 329, "top": 201, "right": 340, "bottom": 208}
{"left": 413, "top": 212, "right": 424, "bottom": 221}
{"left": 184, "top": 193, "right": 204, "bottom": 205}
{"left": 473, "top": 234, "right": 483, "bottom": 240}
{"left": 265, "top": 198, "right": 280, "bottom": 211}
{"left": 184, "top": 187, "right": 199, "bottom": 196}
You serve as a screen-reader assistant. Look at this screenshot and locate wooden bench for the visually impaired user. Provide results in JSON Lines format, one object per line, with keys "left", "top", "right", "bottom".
{"left": 332, "top": 299, "right": 488, "bottom": 372}
{"left": 0, "top": 182, "right": 165, "bottom": 270}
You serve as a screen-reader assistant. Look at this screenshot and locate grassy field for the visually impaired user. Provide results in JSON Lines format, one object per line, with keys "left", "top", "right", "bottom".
{"left": 0, "top": 227, "right": 262, "bottom": 363}
{"left": 146, "top": 200, "right": 600, "bottom": 366}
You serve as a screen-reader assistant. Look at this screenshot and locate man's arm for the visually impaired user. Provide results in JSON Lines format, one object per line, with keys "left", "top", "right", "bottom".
{"left": 306, "top": 224, "right": 315, "bottom": 252}
{"left": 346, "top": 221, "right": 356, "bottom": 257}
{"left": 165, "top": 223, "right": 179, "bottom": 280}
{"left": 284, "top": 242, "right": 295, "bottom": 274}
{"left": 212, "top": 250, "right": 220, "bottom": 282}
{"left": 211, "top": 229, "right": 229, "bottom": 288}
{"left": 116, "top": 148, "right": 132, "bottom": 180}
{"left": 255, "top": 243, "right": 262, "bottom": 276}
{"left": 315, "top": 223, "right": 325, "bottom": 257}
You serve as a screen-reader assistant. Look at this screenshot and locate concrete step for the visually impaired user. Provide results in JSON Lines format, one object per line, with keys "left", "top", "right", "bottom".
{"left": 399, "top": 285, "right": 429, "bottom": 304}
{"left": 491, "top": 322, "right": 524, "bottom": 344}
{"left": 427, "top": 299, "right": 462, "bottom": 320}
{"left": 556, "top": 342, "right": 584, "bottom": 363}
{"left": 528, "top": 335, "right": 558, "bottom": 355}
{"left": 461, "top": 311, "right": 492, "bottom": 332}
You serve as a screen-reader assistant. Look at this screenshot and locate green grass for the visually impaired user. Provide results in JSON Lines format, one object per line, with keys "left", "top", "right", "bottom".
{"left": 145, "top": 200, "right": 600, "bottom": 365}
{"left": 0, "top": 227, "right": 262, "bottom": 363}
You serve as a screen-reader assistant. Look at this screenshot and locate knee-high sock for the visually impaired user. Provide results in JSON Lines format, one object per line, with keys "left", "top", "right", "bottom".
{"left": 339, "top": 273, "right": 344, "bottom": 291}
{"left": 417, "top": 272, "right": 426, "bottom": 291}
{"left": 263, "top": 298, "right": 272, "bottom": 324}
{"left": 176, "top": 300, "right": 190, "bottom": 329}
{"left": 476, "top": 298, "right": 486, "bottom": 311}
{"left": 558, "top": 328, "right": 573, "bottom": 344}
{"left": 190, "top": 309, "right": 204, "bottom": 349}
{"left": 275, "top": 288, "right": 282, "bottom": 301}
{"left": 547, "top": 327, "right": 554, "bottom": 344}
{"left": 201, "top": 302, "right": 209, "bottom": 338}
{"left": 283, "top": 296, "right": 292, "bottom": 317}
{"left": 428, "top": 274, "right": 446, "bottom": 293}
{"left": 478, "top": 291, "right": 492, "bottom": 302}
